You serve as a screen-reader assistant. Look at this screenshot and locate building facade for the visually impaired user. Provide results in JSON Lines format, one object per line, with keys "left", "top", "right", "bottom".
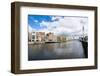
{"left": 28, "top": 31, "right": 45, "bottom": 43}
{"left": 28, "top": 31, "right": 68, "bottom": 43}
{"left": 46, "top": 32, "right": 57, "bottom": 42}
{"left": 57, "top": 36, "right": 66, "bottom": 42}
{"left": 36, "top": 32, "right": 45, "bottom": 42}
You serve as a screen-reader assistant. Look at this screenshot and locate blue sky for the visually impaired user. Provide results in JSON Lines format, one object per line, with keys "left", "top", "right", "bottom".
{"left": 28, "top": 15, "right": 61, "bottom": 31}
{"left": 28, "top": 15, "right": 88, "bottom": 36}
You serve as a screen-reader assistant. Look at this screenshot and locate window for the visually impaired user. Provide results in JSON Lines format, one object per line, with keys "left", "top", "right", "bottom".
{"left": 32, "top": 35, "right": 35, "bottom": 39}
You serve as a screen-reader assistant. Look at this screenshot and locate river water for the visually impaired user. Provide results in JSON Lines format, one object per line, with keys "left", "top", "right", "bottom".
{"left": 28, "top": 40, "right": 87, "bottom": 61}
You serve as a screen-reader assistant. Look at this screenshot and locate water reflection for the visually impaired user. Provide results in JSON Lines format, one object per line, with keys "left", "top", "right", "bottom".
{"left": 28, "top": 40, "right": 87, "bottom": 61}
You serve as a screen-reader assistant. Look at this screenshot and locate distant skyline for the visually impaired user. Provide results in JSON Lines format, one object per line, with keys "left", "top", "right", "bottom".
{"left": 28, "top": 15, "right": 88, "bottom": 36}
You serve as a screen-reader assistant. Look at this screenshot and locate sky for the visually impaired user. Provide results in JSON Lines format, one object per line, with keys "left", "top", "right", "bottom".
{"left": 28, "top": 15, "right": 88, "bottom": 36}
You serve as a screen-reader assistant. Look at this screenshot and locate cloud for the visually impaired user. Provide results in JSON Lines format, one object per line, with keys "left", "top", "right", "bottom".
{"left": 34, "top": 20, "right": 38, "bottom": 22}
{"left": 56, "top": 17, "right": 88, "bottom": 36}
{"left": 40, "top": 21, "right": 50, "bottom": 28}
{"left": 51, "top": 16, "right": 63, "bottom": 21}
{"left": 28, "top": 25, "right": 36, "bottom": 33}
{"left": 40, "top": 20, "right": 59, "bottom": 32}
{"left": 28, "top": 25, "right": 33, "bottom": 33}
{"left": 29, "top": 16, "right": 88, "bottom": 36}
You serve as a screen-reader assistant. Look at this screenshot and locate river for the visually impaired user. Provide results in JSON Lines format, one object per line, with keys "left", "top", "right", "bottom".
{"left": 28, "top": 40, "right": 87, "bottom": 61}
